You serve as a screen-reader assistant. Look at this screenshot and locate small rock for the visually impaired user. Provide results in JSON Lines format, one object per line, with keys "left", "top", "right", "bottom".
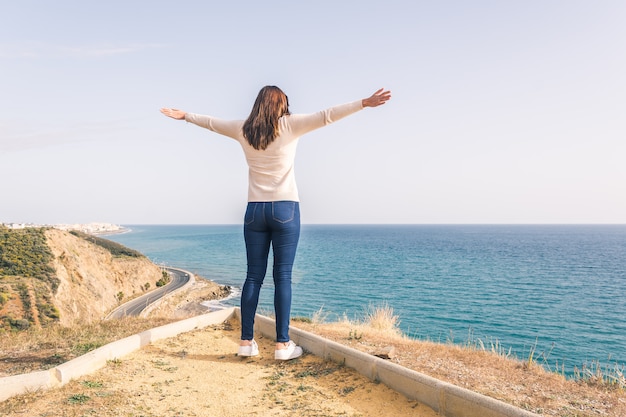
{"left": 374, "top": 346, "right": 396, "bottom": 360}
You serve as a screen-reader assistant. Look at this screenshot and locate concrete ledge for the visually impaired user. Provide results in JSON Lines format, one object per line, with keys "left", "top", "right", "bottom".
{"left": 0, "top": 370, "right": 56, "bottom": 402}
{"left": 54, "top": 333, "right": 144, "bottom": 386}
{"left": 3, "top": 308, "right": 540, "bottom": 417}
{"left": 241, "top": 310, "right": 540, "bottom": 417}
{"left": 0, "top": 307, "right": 236, "bottom": 402}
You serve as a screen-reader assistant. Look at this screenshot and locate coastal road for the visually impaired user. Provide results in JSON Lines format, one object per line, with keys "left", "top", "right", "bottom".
{"left": 107, "top": 267, "right": 191, "bottom": 319}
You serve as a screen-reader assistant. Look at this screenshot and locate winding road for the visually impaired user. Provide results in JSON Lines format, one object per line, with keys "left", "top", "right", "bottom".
{"left": 106, "top": 267, "right": 191, "bottom": 319}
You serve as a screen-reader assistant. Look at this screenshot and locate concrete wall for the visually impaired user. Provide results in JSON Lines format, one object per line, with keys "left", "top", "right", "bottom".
{"left": 2, "top": 309, "right": 541, "bottom": 417}
{"left": 0, "top": 308, "right": 236, "bottom": 402}
{"left": 248, "top": 311, "right": 541, "bottom": 417}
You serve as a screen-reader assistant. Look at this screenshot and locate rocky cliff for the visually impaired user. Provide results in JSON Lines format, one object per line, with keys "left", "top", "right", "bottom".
{"left": 1, "top": 227, "right": 168, "bottom": 329}
{"left": 45, "top": 229, "right": 166, "bottom": 326}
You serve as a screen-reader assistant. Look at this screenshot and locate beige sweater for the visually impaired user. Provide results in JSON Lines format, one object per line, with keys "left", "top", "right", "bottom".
{"left": 185, "top": 100, "right": 363, "bottom": 202}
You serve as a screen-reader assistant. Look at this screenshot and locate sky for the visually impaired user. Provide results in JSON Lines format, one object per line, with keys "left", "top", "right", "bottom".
{"left": 1, "top": 1, "right": 625, "bottom": 225}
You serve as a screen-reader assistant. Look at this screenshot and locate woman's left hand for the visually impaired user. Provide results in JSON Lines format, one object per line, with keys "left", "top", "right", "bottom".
{"left": 160, "top": 108, "right": 187, "bottom": 120}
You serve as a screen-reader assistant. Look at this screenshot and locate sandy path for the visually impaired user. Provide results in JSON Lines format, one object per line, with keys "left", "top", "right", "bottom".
{"left": 5, "top": 319, "right": 439, "bottom": 417}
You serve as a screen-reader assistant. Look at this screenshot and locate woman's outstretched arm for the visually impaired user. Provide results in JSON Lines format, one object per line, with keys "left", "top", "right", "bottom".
{"left": 361, "top": 88, "right": 392, "bottom": 108}
{"left": 161, "top": 107, "right": 244, "bottom": 139}
{"left": 161, "top": 87, "right": 390, "bottom": 120}
{"left": 160, "top": 108, "right": 187, "bottom": 120}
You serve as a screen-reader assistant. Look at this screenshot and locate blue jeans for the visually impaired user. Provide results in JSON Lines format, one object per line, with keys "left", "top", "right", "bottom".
{"left": 241, "top": 201, "right": 300, "bottom": 343}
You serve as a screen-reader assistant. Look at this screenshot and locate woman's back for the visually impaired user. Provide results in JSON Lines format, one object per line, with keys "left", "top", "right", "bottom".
{"left": 184, "top": 99, "right": 365, "bottom": 202}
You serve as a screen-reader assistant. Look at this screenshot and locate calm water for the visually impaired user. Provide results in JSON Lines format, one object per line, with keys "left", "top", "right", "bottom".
{"left": 107, "top": 224, "right": 626, "bottom": 375}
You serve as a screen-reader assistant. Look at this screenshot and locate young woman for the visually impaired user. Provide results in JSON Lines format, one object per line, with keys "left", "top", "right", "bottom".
{"left": 161, "top": 86, "right": 391, "bottom": 360}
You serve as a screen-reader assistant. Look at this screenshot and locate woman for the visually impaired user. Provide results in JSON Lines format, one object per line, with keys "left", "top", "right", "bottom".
{"left": 161, "top": 86, "right": 391, "bottom": 360}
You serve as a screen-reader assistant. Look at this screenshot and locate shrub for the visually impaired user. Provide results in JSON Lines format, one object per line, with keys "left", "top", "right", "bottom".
{"left": 38, "top": 303, "right": 60, "bottom": 320}
{"left": 364, "top": 302, "right": 401, "bottom": 333}
{"left": 0, "top": 292, "right": 9, "bottom": 306}
{"left": 69, "top": 231, "right": 144, "bottom": 258}
{"left": 10, "top": 318, "right": 30, "bottom": 330}
{"left": 0, "top": 227, "right": 59, "bottom": 291}
{"left": 156, "top": 270, "right": 170, "bottom": 287}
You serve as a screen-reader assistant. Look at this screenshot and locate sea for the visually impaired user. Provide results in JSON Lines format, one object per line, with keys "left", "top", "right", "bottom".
{"left": 106, "top": 224, "right": 626, "bottom": 377}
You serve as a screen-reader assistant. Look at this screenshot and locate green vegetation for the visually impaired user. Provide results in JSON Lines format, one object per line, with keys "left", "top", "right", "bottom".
{"left": 7, "top": 318, "right": 30, "bottom": 330}
{"left": 0, "top": 226, "right": 64, "bottom": 331}
{"left": 67, "top": 393, "right": 90, "bottom": 404}
{"left": 37, "top": 291, "right": 60, "bottom": 322}
{"left": 0, "top": 226, "right": 146, "bottom": 331}
{"left": 68, "top": 230, "right": 144, "bottom": 258}
{"left": 80, "top": 380, "right": 103, "bottom": 389}
{"left": 0, "top": 226, "right": 58, "bottom": 290}
{"left": 15, "top": 283, "right": 32, "bottom": 322}
{"left": 156, "top": 270, "right": 170, "bottom": 287}
{"left": 1, "top": 279, "right": 61, "bottom": 331}
{"left": 0, "top": 226, "right": 159, "bottom": 333}
{"left": 0, "top": 290, "right": 9, "bottom": 306}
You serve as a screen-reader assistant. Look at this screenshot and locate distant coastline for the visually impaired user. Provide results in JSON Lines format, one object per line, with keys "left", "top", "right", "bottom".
{"left": 1, "top": 222, "right": 128, "bottom": 236}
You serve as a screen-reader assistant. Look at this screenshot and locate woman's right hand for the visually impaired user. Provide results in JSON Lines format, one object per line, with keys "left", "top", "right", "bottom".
{"left": 362, "top": 88, "right": 391, "bottom": 108}
{"left": 160, "top": 108, "right": 187, "bottom": 120}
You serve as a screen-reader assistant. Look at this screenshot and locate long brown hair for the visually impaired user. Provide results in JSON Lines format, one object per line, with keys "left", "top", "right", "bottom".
{"left": 242, "top": 86, "right": 290, "bottom": 150}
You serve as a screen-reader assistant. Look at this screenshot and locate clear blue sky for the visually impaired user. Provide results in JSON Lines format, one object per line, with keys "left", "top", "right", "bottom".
{"left": 1, "top": 1, "right": 625, "bottom": 224}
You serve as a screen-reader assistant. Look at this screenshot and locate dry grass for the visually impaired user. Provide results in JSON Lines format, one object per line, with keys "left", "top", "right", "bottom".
{"left": 294, "top": 305, "right": 626, "bottom": 417}
{"left": 2, "top": 307, "right": 626, "bottom": 417}
{"left": 0, "top": 317, "right": 175, "bottom": 377}
{"left": 1, "top": 319, "right": 439, "bottom": 417}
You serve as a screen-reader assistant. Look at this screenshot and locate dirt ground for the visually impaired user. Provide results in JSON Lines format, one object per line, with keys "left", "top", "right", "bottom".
{"left": 2, "top": 279, "right": 625, "bottom": 417}
{"left": 2, "top": 319, "right": 439, "bottom": 417}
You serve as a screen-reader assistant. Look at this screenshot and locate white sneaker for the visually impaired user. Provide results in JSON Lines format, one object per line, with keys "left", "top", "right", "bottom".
{"left": 274, "top": 341, "right": 303, "bottom": 361}
{"left": 238, "top": 340, "right": 259, "bottom": 357}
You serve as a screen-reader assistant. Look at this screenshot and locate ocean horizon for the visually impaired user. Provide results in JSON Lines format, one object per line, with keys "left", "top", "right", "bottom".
{"left": 107, "top": 224, "right": 626, "bottom": 377}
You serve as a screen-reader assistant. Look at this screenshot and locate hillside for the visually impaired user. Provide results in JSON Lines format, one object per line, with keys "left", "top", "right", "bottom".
{"left": 1, "top": 226, "right": 170, "bottom": 329}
